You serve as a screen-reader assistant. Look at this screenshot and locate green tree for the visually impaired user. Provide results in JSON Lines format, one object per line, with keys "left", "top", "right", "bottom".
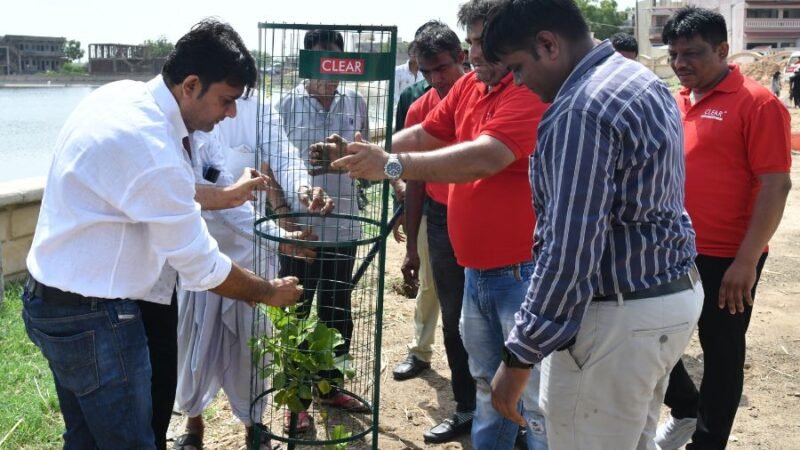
{"left": 250, "top": 49, "right": 273, "bottom": 69}
{"left": 65, "top": 39, "right": 84, "bottom": 62}
{"left": 577, "top": 0, "right": 626, "bottom": 40}
{"left": 142, "top": 35, "right": 174, "bottom": 58}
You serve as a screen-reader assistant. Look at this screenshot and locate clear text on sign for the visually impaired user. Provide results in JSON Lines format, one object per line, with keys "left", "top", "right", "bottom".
{"left": 320, "top": 58, "right": 366, "bottom": 75}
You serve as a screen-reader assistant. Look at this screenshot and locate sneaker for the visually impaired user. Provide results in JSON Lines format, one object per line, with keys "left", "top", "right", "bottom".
{"left": 655, "top": 416, "right": 697, "bottom": 450}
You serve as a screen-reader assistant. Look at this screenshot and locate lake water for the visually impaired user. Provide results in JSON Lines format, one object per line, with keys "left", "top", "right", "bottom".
{"left": 0, "top": 87, "right": 95, "bottom": 182}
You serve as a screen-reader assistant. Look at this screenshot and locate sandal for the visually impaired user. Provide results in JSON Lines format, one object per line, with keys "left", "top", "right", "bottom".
{"left": 174, "top": 432, "right": 203, "bottom": 450}
{"left": 317, "top": 392, "right": 370, "bottom": 413}
{"left": 282, "top": 409, "right": 312, "bottom": 433}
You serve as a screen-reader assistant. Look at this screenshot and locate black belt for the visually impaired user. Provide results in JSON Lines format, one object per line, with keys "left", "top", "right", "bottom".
{"left": 593, "top": 265, "right": 699, "bottom": 302}
{"left": 25, "top": 276, "right": 119, "bottom": 305}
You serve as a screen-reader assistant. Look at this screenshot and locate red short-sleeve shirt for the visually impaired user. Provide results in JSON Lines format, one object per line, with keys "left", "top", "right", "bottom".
{"left": 678, "top": 64, "right": 792, "bottom": 257}
{"left": 405, "top": 88, "right": 450, "bottom": 205}
{"left": 421, "top": 72, "right": 548, "bottom": 269}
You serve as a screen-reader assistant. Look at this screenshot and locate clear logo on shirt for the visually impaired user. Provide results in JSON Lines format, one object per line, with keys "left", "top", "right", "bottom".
{"left": 700, "top": 109, "right": 727, "bottom": 121}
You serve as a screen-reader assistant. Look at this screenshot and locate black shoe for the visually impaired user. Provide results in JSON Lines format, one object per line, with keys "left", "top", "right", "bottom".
{"left": 423, "top": 411, "right": 473, "bottom": 444}
{"left": 392, "top": 354, "right": 430, "bottom": 381}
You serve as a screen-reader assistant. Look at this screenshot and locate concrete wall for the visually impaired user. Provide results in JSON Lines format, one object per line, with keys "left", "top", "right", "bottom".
{"left": 0, "top": 177, "right": 45, "bottom": 292}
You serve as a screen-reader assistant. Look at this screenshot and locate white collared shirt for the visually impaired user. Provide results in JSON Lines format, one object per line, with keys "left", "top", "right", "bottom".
{"left": 277, "top": 83, "right": 369, "bottom": 242}
{"left": 394, "top": 61, "right": 420, "bottom": 107}
{"left": 27, "top": 75, "right": 232, "bottom": 303}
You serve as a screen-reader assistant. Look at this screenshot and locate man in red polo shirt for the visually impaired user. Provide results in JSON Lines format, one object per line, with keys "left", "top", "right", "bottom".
{"left": 656, "top": 7, "right": 793, "bottom": 450}
{"left": 391, "top": 21, "right": 472, "bottom": 444}
{"left": 321, "top": 2, "right": 549, "bottom": 448}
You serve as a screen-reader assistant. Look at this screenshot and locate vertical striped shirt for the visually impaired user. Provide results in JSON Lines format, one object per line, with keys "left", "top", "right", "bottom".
{"left": 506, "top": 41, "right": 697, "bottom": 364}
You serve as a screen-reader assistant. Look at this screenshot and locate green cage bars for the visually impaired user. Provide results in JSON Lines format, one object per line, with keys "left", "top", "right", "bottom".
{"left": 250, "top": 23, "right": 397, "bottom": 449}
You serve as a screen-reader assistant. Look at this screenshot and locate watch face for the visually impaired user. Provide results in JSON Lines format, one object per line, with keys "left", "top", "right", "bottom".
{"left": 386, "top": 160, "right": 402, "bottom": 178}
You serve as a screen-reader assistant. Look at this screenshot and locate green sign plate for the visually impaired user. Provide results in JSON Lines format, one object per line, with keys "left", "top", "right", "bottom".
{"left": 298, "top": 50, "right": 394, "bottom": 81}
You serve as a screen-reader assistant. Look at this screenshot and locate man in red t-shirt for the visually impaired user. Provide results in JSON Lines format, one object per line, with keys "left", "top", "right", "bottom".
{"left": 656, "top": 7, "right": 793, "bottom": 450}
{"left": 322, "top": 2, "right": 550, "bottom": 448}
{"left": 390, "top": 21, "right": 473, "bottom": 444}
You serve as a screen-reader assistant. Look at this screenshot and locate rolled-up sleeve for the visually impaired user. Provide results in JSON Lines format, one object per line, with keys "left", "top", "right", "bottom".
{"left": 119, "top": 165, "right": 232, "bottom": 292}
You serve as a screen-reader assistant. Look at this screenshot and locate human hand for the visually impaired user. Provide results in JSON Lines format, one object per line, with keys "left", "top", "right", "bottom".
{"left": 308, "top": 134, "right": 350, "bottom": 174}
{"left": 718, "top": 258, "right": 758, "bottom": 314}
{"left": 297, "top": 185, "right": 335, "bottom": 215}
{"left": 391, "top": 179, "right": 407, "bottom": 203}
{"left": 401, "top": 250, "right": 420, "bottom": 287}
{"left": 261, "top": 276, "right": 303, "bottom": 308}
{"left": 224, "top": 168, "right": 270, "bottom": 207}
{"left": 329, "top": 132, "right": 389, "bottom": 181}
{"left": 278, "top": 229, "right": 318, "bottom": 262}
{"left": 490, "top": 362, "right": 530, "bottom": 427}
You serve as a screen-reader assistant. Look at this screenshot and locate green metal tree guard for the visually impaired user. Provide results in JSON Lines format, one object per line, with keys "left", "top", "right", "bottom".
{"left": 250, "top": 23, "right": 397, "bottom": 449}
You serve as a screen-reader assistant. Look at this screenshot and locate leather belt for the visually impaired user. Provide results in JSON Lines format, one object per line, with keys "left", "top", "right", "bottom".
{"left": 25, "top": 276, "right": 118, "bottom": 305}
{"left": 593, "top": 265, "right": 699, "bottom": 302}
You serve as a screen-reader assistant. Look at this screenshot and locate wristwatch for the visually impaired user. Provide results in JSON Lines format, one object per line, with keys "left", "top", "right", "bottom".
{"left": 501, "top": 346, "right": 534, "bottom": 369}
{"left": 384, "top": 154, "right": 403, "bottom": 180}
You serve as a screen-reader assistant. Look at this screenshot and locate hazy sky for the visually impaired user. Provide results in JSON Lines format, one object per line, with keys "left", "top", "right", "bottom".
{"left": 1, "top": 0, "right": 636, "bottom": 56}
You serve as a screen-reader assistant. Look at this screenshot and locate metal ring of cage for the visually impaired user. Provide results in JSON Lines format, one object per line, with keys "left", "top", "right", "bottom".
{"left": 254, "top": 212, "right": 383, "bottom": 248}
{"left": 249, "top": 387, "right": 374, "bottom": 446}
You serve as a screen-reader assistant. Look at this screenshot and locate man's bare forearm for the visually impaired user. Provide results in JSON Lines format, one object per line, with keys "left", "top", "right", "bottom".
{"left": 398, "top": 135, "right": 516, "bottom": 183}
{"left": 404, "top": 181, "right": 426, "bottom": 251}
{"left": 210, "top": 261, "right": 273, "bottom": 304}
{"left": 195, "top": 184, "right": 239, "bottom": 210}
{"left": 735, "top": 173, "right": 792, "bottom": 265}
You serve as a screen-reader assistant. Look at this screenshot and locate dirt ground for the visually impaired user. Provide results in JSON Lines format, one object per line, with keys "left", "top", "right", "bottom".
{"left": 172, "top": 93, "right": 800, "bottom": 450}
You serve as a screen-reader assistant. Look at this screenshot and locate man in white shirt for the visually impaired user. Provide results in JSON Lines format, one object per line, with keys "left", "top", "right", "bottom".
{"left": 394, "top": 44, "right": 421, "bottom": 108}
{"left": 22, "top": 20, "right": 301, "bottom": 450}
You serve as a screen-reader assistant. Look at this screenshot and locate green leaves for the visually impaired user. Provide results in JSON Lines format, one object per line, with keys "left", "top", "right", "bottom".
{"left": 251, "top": 305, "right": 355, "bottom": 413}
{"left": 325, "top": 425, "right": 352, "bottom": 450}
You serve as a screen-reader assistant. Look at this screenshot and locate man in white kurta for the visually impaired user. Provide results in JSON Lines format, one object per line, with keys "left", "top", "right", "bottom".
{"left": 175, "top": 96, "right": 315, "bottom": 449}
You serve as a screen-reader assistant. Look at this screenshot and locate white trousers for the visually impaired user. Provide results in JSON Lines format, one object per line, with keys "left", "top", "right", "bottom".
{"left": 540, "top": 281, "right": 703, "bottom": 450}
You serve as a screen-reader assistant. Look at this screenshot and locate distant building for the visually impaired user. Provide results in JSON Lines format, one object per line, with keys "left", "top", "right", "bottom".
{"left": 0, "top": 35, "right": 67, "bottom": 75}
{"left": 87, "top": 43, "right": 165, "bottom": 75}
{"left": 636, "top": 0, "right": 800, "bottom": 57}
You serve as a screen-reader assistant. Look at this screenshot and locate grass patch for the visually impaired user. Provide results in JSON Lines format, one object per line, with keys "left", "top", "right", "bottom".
{"left": 0, "top": 283, "right": 63, "bottom": 449}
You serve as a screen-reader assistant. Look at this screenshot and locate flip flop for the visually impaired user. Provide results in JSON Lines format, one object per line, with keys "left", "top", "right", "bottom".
{"left": 173, "top": 432, "right": 203, "bottom": 450}
{"left": 317, "top": 392, "right": 370, "bottom": 413}
{"left": 282, "top": 409, "right": 312, "bottom": 433}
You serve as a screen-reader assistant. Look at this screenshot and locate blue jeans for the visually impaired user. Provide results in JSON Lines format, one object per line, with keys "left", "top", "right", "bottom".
{"left": 22, "top": 290, "right": 155, "bottom": 449}
{"left": 461, "top": 262, "right": 548, "bottom": 450}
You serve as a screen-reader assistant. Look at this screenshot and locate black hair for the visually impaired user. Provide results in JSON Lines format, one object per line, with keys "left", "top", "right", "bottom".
{"left": 662, "top": 6, "right": 727, "bottom": 47}
{"left": 483, "top": 0, "right": 589, "bottom": 63}
{"left": 457, "top": 0, "right": 497, "bottom": 29}
{"left": 303, "top": 29, "right": 345, "bottom": 52}
{"left": 610, "top": 32, "right": 638, "bottom": 55}
{"left": 412, "top": 21, "right": 463, "bottom": 62}
{"left": 162, "top": 19, "right": 256, "bottom": 97}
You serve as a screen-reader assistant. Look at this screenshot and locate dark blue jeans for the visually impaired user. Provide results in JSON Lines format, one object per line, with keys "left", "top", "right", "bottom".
{"left": 22, "top": 290, "right": 155, "bottom": 449}
{"left": 425, "top": 199, "right": 476, "bottom": 413}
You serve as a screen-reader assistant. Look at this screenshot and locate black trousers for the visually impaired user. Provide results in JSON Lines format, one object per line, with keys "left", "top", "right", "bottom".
{"left": 139, "top": 292, "right": 178, "bottom": 450}
{"left": 664, "top": 253, "right": 767, "bottom": 450}
{"left": 425, "top": 199, "right": 476, "bottom": 413}
{"left": 279, "top": 246, "right": 357, "bottom": 383}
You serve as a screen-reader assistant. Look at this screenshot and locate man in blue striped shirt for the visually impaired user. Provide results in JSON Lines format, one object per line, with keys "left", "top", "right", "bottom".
{"left": 483, "top": 0, "right": 703, "bottom": 448}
